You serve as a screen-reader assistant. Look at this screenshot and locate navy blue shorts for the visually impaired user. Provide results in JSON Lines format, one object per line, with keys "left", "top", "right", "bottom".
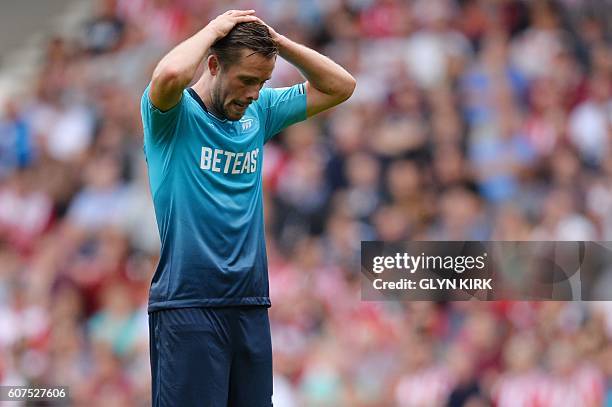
{"left": 149, "top": 306, "right": 272, "bottom": 407}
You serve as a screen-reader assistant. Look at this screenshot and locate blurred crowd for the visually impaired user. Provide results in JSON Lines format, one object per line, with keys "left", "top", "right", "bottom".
{"left": 0, "top": 0, "right": 611, "bottom": 405}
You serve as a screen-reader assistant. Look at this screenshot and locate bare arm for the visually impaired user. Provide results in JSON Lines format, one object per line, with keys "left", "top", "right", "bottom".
{"left": 150, "top": 10, "right": 259, "bottom": 111}
{"left": 260, "top": 20, "right": 356, "bottom": 117}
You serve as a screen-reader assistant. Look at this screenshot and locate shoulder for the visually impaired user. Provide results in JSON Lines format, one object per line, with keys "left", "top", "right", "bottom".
{"left": 256, "top": 83, "right": 307, "bottom": 110}
{"left": 141, "top": 84, "right": 194, "bottom": 114}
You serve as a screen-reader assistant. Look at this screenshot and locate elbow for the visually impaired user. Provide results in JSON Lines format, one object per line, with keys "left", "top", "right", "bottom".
{"left": 337, "top": 75, "right": 356, "bottom": 102}
{"left": 152, "top": 64, "right": 188, "bottom": 89}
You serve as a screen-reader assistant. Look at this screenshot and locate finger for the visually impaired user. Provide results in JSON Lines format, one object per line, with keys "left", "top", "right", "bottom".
{"left": 234, "top": 15, "right": 259, "bottom": 23}
{"left": 253, "top": 17, "right": 272, "bottom": 30}
{"left": 252, "top": 16, "right": 267, "bottom": 25}
{"left": 227, "top": 9, "right": 255, "bottom": 15}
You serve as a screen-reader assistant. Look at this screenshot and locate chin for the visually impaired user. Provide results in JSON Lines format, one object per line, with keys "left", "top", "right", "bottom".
{"left": 226, "top": 113, "right": 242, "bottom": 121}
{"left": 225, "top": 109, "right": 245, "bottom": 121}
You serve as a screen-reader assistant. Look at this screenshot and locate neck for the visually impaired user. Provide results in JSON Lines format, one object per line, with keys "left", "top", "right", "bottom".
{"left": 192, "top": 74, "right": 226, "bottom": 120}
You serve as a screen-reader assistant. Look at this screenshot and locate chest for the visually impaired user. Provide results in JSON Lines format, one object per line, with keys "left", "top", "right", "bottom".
{"left": 181, "top": 112, "right": 264, "bottom": 178}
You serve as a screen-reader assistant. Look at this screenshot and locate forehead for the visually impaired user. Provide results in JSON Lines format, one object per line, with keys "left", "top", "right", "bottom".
{"left": 227, "top": 48, "right": 276, "bottom": 78}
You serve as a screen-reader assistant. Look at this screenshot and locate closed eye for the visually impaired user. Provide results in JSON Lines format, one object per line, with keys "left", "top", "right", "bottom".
{"left": 240, "top": 77, "right": 271, "bottom": 87}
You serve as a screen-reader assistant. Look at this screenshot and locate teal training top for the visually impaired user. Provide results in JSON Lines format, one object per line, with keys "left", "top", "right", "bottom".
{"left": 141, "top": 82, "right": 307, "bottom": 312}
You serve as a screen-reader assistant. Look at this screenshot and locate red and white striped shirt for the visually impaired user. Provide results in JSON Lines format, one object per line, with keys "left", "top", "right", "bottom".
{"left": 535, "top": 365, "right": 604, "bottom": 407}
{"left": 492, "top": 370, "right": 543, "bottom": 407}
{"left": 395, "top": 366, "right": 454, "bottom": 407}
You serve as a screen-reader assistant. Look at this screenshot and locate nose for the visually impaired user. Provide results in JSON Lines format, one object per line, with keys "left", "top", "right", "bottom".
{"left": 246, "top": 86, "right": 260, "bottom": 102}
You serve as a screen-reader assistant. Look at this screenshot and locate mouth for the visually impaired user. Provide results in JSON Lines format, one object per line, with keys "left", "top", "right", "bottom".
{"left": 233, "top": 101, "right": 250, "bottom": 109}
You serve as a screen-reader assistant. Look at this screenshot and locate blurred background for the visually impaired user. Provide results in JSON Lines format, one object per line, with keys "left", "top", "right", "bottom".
{"left": 0, "top": 0, "right": 611, "bottom": 405}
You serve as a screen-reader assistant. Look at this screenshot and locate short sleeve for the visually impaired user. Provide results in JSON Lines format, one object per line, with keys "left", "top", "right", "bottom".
{"left": 140, "top": 83, "right": 184, "bottom": 145}
{"left": 259, "top": 83, "right": 307, "bottom": 143}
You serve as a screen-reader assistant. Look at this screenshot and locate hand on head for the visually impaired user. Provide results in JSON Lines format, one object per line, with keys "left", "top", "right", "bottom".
{"left": 207, "top": 10, "right": 259, "bottom": 39}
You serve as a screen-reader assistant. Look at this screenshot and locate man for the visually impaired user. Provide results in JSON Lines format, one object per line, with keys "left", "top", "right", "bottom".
{"left": 140, "top": 9, "right": 355, "bottom": 407}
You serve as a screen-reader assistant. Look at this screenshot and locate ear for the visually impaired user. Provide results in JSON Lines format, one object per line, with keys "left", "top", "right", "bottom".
{"left": 207, "top": 54, "right": 221, "bottom": 76}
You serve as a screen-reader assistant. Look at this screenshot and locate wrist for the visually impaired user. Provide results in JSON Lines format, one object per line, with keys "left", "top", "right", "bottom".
{"left": 202, "top": 25, "right": 223, "bottom": 42}
{"left": 275, "top": 34, "right": 290, "bottom": 56}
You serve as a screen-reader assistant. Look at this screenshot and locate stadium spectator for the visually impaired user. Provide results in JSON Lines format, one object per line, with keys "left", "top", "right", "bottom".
{"left": 0, "top": 0, "right": 610, "bottom": 405}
